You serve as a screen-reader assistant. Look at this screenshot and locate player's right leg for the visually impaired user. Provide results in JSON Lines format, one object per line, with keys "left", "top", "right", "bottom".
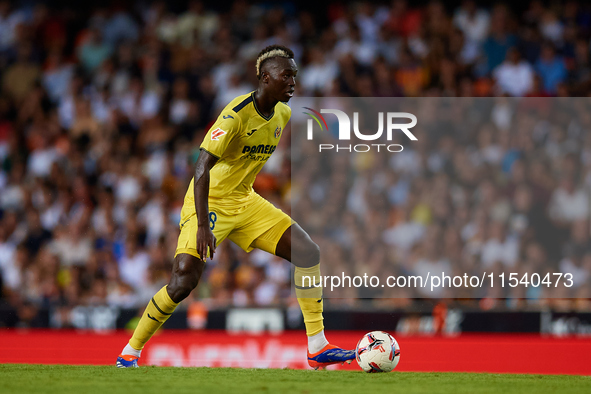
{"left": 117, "top": 203, "right": 231, "bottom": 367}
{"left": 116, "top": 253, "right": 205, "bottom": 368}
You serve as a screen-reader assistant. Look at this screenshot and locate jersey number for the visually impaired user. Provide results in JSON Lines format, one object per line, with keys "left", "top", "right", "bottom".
{"left": 209, "top": 212, "right": 217, "bottom": 230}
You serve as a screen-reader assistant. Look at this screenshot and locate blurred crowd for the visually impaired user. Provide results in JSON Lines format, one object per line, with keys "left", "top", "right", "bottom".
{"left": 293, "top": 97, "right": 591, "bottom": 311}
{"left": 1, "top": 0, "right": 591, "bottom": 327}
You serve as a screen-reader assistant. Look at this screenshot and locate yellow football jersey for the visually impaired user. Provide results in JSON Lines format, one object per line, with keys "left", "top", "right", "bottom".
{"left": 183, "top": 91, "right": 290, "bottom": 214}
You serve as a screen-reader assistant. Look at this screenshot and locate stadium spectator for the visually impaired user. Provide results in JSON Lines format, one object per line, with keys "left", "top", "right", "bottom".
{"left": 493, "top": 47, "right": 534, "bottom": 96}
{"left": 535, "top": 43, "right": 567, "bottom": 94}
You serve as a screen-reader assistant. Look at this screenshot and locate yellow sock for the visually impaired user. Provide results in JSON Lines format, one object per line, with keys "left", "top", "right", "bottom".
{"left": 128, "top": 286, "right": 179, "bottom": 350}
{"left": 294, "top": 264, "right": 324, "bottom": 336}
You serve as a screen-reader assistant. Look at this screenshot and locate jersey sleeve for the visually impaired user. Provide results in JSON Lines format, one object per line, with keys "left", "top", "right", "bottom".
{"left": 284, "top": 104, "right": 291, "bottom": 127}
{"left": 200, "top": 111, "right": 242, "bottom": 158}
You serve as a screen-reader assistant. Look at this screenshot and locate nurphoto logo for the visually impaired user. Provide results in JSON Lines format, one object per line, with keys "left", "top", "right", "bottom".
{"left": 303, "top": 107, "right": 417, "bottom": 153}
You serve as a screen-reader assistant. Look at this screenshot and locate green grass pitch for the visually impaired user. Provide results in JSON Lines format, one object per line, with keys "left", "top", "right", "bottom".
{"left": 1, "top": 365, "right": 590, "bottom": 394}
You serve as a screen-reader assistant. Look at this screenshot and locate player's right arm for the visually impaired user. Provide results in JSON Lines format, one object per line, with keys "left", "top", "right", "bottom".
{"left": 194, "top": 149, "right": 218, "bottom": 260}
{"left": 195, "top": 109, "right": 242, "bottom": 260}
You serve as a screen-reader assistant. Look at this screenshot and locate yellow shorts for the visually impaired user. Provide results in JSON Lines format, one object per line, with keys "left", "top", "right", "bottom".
{"left": 175, "top": 193, "right": 293, "bottom": 260}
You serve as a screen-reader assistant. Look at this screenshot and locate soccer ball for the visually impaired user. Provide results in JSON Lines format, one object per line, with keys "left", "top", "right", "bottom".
{"left": 355, "top": 331, "right": 401, "bottom": 373}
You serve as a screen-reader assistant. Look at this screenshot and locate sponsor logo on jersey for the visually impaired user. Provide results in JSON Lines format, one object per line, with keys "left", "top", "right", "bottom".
{"left": 223, "top": 115, "right": 234, "bottom": 119}
{"left": 241, "top": 144, "right": 277, "bottom": 155}
{"left": 247, "top": 129, "right": 257, "bottom": 136}
{"left": 211, "top": 128, "right": 227, "bottom": 141}
{"left": 274, "top": 126, "right": 282, "bottom": 138}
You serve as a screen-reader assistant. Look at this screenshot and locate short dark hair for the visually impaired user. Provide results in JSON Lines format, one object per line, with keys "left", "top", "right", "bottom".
{"left": 255, "top": 45, "right": 294, "bottom": 79}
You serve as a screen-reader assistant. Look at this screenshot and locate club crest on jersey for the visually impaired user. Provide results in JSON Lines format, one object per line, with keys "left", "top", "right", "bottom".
{"left": 211, "top": 128, "right": 227, "bottom": 141}
{"left": 274, "top": 126, "right": 282, "bottom": 138}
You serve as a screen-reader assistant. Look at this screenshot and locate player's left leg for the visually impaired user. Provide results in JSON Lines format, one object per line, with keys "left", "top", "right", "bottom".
{"left": 274, "top": 224, "right": 355, "bottom": 369}
{"left": 229, "top": 195, "right": 355, "bottom": 369}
